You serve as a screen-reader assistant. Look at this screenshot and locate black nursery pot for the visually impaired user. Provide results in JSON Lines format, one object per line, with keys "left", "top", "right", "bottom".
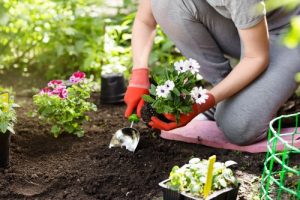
{"left": 159, "top": 179, "right": 240, "bottom": 200}
{"left": 100, "top": 73, "right": 126, "bottom": 104}
{"left": 0, "top": 132, "right": 11, "bottom": 168}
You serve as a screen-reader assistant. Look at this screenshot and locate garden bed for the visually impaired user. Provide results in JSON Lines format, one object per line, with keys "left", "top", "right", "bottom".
{"left": 0, "top": 94, "right": 297, "bottom": 200}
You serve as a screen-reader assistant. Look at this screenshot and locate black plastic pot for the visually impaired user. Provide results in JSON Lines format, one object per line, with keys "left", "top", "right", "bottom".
{"left": 0, "top": 131, "right": 11, "bottom": 168}
{"left": 159, "top": 179, "right": 240, "bottom": 200}
{"left": 100, "top": 73, "right": 126, "bottom": 104}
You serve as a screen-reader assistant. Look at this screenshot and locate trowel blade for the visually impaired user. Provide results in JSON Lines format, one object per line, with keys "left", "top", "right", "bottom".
{"left": 109, "top": 127, "right": 140, "bottom": 152}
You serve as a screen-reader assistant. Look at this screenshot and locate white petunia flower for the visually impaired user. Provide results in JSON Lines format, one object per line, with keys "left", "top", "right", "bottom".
{"left": 156, "top": 85, "right": 170, "bottom": 98}
{"left": 101, "top": 64, "right": 127, "bottom": 75}
{"left": 164, "top": 80, "right": 175, "bottom": 91}
{"left": 174, "top": 60, "right": 188, "bottom": 73}
{"left": 191, "top": 86, "right": 209, "bottom": 104}
{"left": 185, "top": 58, "right": 200, "bottom": 74}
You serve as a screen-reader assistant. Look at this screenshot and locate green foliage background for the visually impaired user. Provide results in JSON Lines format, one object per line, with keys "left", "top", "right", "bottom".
{"left": 0, "top": 0, "right": 181, "bottom": 82}
{"left": 266, "top": 0, "right": 300, "bottom": 48}
{"left": 0, "top": 0, "right": 106, "bottom": 79}
{"left": 0, "top": 0, "right": 299, "bottom": 84}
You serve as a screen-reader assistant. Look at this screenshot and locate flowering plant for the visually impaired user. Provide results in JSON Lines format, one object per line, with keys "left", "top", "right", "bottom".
{"left": 101, "top": 63, "right": 127, "bottom": 76}
{"left": 168, "top": 158, "right": 238, "bottom": 197}
{"left": 33, "top": 71, "right": 97, "bottom": 138}
{"left": 0, "top": 91, "right": 18, "bottom": 134}
{"left": 143, "top": 58, "right": 207, "bottom": 122}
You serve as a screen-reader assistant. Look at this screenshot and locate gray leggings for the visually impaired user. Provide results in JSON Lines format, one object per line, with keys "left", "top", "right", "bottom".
{"left": 151, "top": 0, "right": 300, "bottom": 145}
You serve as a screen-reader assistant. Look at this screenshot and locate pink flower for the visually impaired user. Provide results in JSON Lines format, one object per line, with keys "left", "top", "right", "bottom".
{"left": 48, "top": 80, "right": 64, "bottom": 88}
{"left": 40, "top": 87, "right": 52, "bottom": 95}
{"left": 52, "top": 85, "right": 64, "bottom": 93}
{"left": 51, "top": 87, "right": 68, "bottom": 99}
{"left": 53, "top": 84, "right": 66, "bottom": 92}
{"left": 69, "top": 71, "right": 86, "bottom": 83}
{"left": 58, "top": 88, "right": 68, "bottom": 99}
{"left": 39, "top": 85, "right": 68, "bottom": 99}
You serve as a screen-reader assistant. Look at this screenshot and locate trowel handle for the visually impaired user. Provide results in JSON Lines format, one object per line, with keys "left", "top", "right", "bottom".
{"left": 130, "top": 121, "right": 134, "bottom": 128}
{"left": 128, "top": 114, "right": 140, "bottom": 124}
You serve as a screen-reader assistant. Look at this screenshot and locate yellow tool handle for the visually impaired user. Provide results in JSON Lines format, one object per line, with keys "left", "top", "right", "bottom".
{"left": 0, "top": 93, "right": 9, "bottom": 112}
{"left": 203, "top": 155, "right": 216, "bottom": 199}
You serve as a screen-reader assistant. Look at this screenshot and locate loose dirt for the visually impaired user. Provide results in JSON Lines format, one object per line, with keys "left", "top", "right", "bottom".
{"left": 0, "top": 94, "right": 298, "bottom": 200}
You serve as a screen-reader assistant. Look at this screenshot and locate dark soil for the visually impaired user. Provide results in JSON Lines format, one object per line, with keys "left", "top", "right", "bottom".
{"left": 141, "top": 102, "right": 170, "bottom": 125}
{"left": 0, "top": 93, "right": 298, "bottom": 200}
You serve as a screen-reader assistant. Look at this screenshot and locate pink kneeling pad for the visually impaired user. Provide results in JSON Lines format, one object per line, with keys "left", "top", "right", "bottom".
{"left": 160, "top": 118, "right": 300, "bottom": 153}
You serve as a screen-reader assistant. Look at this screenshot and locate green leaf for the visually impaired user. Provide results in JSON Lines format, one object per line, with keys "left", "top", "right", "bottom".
{"left": 149, "top": 84, "right": 156, "bottom": 96}
{"left": 142, "top": 95, "right": 155, "bottom": 103}
{"left": 173, "top": 88, "right": 180, "bottom": 96}
{"left": 51, "top": 125, "right": 61, "bottom": 138}
{"left": 218, "top": 178, "right": 227, "bottom": 188}
{"left": 74, "top": 130, "right": 84, "bottom": 138}
{"left": 179, "top": 106, "right": 192, "bottom": 114}
{"left": 7, "top": 126, "right": 15, "bottom": 134}
{"left": 182, "top": 89, "right": 191, "bottom": 95}
{"left": 295, "top": 72, "right": 300, "bottom": 82}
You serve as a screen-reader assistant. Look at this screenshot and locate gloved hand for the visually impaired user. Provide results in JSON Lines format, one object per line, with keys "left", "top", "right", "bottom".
{"left": 149, "top": 93, "right": 215, "bottom": 131}
{"left": 124, "top": 68, "right": 150, "bottom": 118}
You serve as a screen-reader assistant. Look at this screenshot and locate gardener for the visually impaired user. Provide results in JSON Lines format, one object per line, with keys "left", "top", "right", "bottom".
{"left": 124, "top": 0, "right": 300, "bottom": 145}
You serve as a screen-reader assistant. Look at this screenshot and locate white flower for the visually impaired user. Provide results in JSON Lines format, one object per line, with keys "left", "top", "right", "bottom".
{"left": 164, "top": 80, "right": 175, "bottom": 91}
{"left": 101, "top": 64, "right": 127, "bottom": 75}
{"left": 191, "top": 87, "right": 209, "bottom": 104}
{"left": 104, "top": 34, "right": 116, "bottom": 52}
{"left": 156, "top": 85, "right": 170, "bottom": 98}
{"left": 174, "top": 60, "right": 188, "bottom": 73}
{"left": 185, "top": 58, "right": 200, "bottom": 74}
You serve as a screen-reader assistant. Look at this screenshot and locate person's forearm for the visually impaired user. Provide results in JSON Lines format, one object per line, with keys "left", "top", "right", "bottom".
{"left": 209, "top": 18, "right": 270, "bottom": 104}
{"left": 132, "top": 17, "right": 156, "bottom": 69}
{"left": 210, "top": 57, "right": 269, "bottom": 103}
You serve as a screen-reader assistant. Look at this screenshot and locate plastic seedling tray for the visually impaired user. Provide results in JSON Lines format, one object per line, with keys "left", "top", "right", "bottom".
{"left": 159, "top": 179, "right": 240, "bottom": 200}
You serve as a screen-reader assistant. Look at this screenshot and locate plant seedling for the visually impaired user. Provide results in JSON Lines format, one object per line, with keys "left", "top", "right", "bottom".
{"left": 0, "top": 92, "right": 18, "bottom": 134}
{"left": 165, "top": 157, "right": 239, "bottom": 199}
{"left": 0, "top": 93, "right": 9, "bottom": 112}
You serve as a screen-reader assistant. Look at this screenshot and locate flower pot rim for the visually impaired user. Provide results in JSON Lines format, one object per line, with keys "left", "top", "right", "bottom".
{"left": 159, "top": 179, "right": 240, "bottom": 200}
{"left": 101, "top": 73, "right": 124, "bottom": 78}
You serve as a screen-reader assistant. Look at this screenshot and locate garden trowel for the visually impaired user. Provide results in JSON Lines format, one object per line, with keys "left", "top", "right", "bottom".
{"left": 109, "top": 114, "right": 140, "bottom": 152}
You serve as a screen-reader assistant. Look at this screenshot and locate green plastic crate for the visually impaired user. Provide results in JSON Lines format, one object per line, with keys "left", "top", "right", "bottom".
{"left": 260, "top": 113, "right": 300, "bottom": 200}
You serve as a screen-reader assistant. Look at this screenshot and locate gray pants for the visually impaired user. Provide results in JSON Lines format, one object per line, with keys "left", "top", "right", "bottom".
{"left": 151, "top": 0, "right": 300, "bottom": 145}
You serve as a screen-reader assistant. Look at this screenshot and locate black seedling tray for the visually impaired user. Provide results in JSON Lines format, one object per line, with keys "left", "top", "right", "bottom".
{"left": 159, "top": 179, "right": 240, "bottom": 200}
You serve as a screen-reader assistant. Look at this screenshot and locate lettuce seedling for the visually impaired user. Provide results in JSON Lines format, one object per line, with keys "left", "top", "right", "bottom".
{"left": 168, "top": 158, "right": 239, "bottom": 198}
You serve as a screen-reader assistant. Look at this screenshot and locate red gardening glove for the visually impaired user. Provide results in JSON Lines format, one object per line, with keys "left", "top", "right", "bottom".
{"left": 124, "top": 68, "right": 150, "bottom": 118}
{"left": 149, "top": 93, "right": 215, "bottom": 131}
